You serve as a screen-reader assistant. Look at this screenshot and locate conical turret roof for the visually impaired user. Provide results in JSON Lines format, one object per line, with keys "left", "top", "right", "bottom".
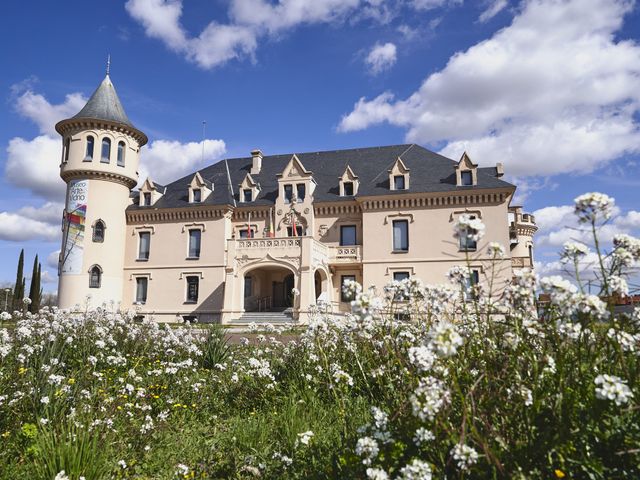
{"left": 72, "top": 74, "right": 133, "bottom": 127}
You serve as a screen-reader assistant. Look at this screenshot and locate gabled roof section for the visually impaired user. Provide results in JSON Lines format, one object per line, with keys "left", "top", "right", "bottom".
{"left": 388, "top": 157, "right": 410, "bottom": 174}
{"left": 240, "top": 172, "right": 259, "bottom": 189}
{"left": 340, "top": 165, "right": 358, "bottom": 181}
{"left": 455, "top": 151, "right": 477, "bottom": 170}
{"left": 189, "top": 171, "right": 213, "bottom": 190}
{"left": 127, "top": 144, "right": 516, "bottom": 211}
{"left": 278, "top": 154, "right": 312, "bottom": 179}
{"left": 141, "top": 178, "right": 166, "bottom": 194}
{"left": 73, "top": 75, "right": 133, "bottom": 127}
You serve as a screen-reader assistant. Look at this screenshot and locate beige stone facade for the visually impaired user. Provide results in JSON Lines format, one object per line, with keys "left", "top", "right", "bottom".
{"left": 55, "top": 74, "right": 537, "bottom": 323}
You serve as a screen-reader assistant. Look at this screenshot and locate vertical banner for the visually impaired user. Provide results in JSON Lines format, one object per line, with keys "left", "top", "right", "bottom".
{"left": 61, "top": 179, "right": 89, "bottom": 274}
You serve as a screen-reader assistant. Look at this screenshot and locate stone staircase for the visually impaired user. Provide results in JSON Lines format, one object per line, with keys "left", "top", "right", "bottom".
{"left": 234, "top": 310, "right": 294, "bottom": 325}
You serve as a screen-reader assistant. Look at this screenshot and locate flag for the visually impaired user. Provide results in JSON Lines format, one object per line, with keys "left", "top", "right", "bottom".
{"left": 247, "top": 211, "right": 252, "bottom": 238}
{"left": 291, "top": 211, "right": 297, "bottom": 237}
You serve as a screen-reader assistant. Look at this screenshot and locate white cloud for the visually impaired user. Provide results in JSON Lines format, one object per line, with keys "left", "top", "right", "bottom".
{"left": 339, "top": 0, "right": 640, "bottom": 177}
{"left": 15, "top": 90, "right": 86, "bottom": 136}
{"left": 138, "top": 138, "right": 226, "bottom": 186}
{"left": 365, "top": 42, "right": 397, "bottom": 75}
{"left": 16, "top": 202, "right": 63, "bottom": 225}
{"left": 41, "top": 270, "right": 57, "bottom": 284}
{"left": 478, "top": 0, "right": 507, "bottom": 23}
{"left": 411, "top": 0, "right": 462, "bottom": 10}
{"left": 125, "top": 0, "right": 400, "bottom": 70}
{"left": 5, "top": 135, "right": 67, "bottom": 200}
{"left": 0, "top": 212, "right": 60, "bottom": 242}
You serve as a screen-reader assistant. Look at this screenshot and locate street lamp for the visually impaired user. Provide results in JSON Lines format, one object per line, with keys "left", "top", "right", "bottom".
{"left": 3, "top": 288, "right": 11, "bottom": 312}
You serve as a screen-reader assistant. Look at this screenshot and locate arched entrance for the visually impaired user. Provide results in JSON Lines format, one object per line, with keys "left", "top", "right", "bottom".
{"left": 243, "top": 265, "right": 297, "bottom": 312}
{"left": 314, "top": 267, "right": 330, "bottom": 304}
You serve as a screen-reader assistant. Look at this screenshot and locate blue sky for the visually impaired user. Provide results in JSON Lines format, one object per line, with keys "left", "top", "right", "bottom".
{"left": 1, "top": 0, "right": 639, "bottom": 292}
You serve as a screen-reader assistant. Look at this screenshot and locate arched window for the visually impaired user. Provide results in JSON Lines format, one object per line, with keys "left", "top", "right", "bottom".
{"left": 101, "top": 138, "right": 111, "bottom": 163}
{"left": 63, "top": 137, "right": 70, "bottom": 163}
{"left": 117, "top": 141, "right": 125, "bottom": 167}
{"left": 89, "top": 265, "right": 102, "bottom": 288}
{"left": 93, "top": 220, "right": 105, "bottom": 243}
{"left": 85, "top": 136, "right": 95, "bottom": 160}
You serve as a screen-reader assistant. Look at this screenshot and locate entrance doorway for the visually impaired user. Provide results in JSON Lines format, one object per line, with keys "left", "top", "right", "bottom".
{"left": 243, "top": 265, "right": 296, "bottom": 312}
{"left": 273, "top": 273, "right": 295, "bottom": 308}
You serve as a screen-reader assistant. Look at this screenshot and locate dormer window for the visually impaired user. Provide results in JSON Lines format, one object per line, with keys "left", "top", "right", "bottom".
{"left": 388, "top": 157, "right": 410, "bottom": 191}
{"left": 143, "top": 192, "right": 151, "bottom": 206}
{"left": 189, "top": 172, "right": 213, "bottom": 203}
{"left": 193, "top": 189, "right": 202, "bottom": 203}
{"left": 455, "top": 152, "right": 478, "bottom": 187}
{"left": 284, "top": 184, "right": 293, "bottom": 204}
{"left": 238, "top": 173, "right": 260, "bottom": 204}
{"left": 242, "top": 189, "right": 252, "bottom": 203}
{"left": 296, "top": 184, "right": 306, "bottom": 201}
{"left": 343, "top": 182, "right": 354, "bottom": 196}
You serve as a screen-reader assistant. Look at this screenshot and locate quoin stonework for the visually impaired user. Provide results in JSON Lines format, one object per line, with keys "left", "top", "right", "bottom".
{"left": 55, "top": 73, "right": 537, "bottom": 323}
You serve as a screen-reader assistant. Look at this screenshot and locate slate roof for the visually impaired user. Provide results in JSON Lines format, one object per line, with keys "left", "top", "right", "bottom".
{"left": 128, "top": 144, "right": 515, "bottom": 211}
{"left": 72, "top": 75, "right": 134, "bottom": 127}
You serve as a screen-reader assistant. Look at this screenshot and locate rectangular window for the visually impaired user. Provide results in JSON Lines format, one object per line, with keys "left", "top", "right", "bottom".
{"left": 284, "top": 184, "right": 293, "bottom": 204}
{"left": 296, "top": 184, "right": 306, "bottom": 201}
{"left": 392, "top": 220, "right": 409, "bottom": 252}
{"left": 192, "top": 189, "right": 201, "bottom": 203}
{"left": 239, "top": 228, "right": 255, "bottom": 239}
{"left": 461, "top": 171, "right": 473, "bottom": 186}
{"left": 143, "top": 192, "right": 151, "bottom": 206}
{"left": 244, "top": 276, "right": 252, "bottom": 298}
{"left": 393, "top": 271, "right": 410, "bottom": 282}
{"left": 465, "top": 269, "right": 480, "bottom": 300}
{"left": 287, "top": 226, "right": 303, "bottom": 237}
{"left": 394, "top": 175, "right": 406, "bottom": 190}
{"left": 341, "top": 275, "right": 356, "bottom": 302}
{"left": 459, "top": 216, "right": 477, "bottom": 250}
{"left": 188, "top": 229, "right": 201, "bottom": 258}
{"left": 135, "top": 277, "right": 148, "bottom": 304}
{"left": 393, "top": 271, "right": 410, "bottom": 300}
{"left": 243, "top": 189, "right": 252, "bottom": 202}
{"left": 186, "top": 276, "right": 199, "bottom": 303}
{"left": 340, "top": 225, "right": 357, "bottom": 246}
{"left": 343, "top": 181, "right": 354, "bottom": 196}
{"left": 138, "top": 232, "right": 150, "bottom": 260}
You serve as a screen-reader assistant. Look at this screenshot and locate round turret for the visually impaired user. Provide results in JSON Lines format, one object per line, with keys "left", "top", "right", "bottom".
{"left": 55, "top": 72, "right": 147, "bottom": 310}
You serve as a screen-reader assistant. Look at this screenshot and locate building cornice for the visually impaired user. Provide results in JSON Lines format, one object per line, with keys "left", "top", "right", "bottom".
{"left": 126, "top": 205, "right": 232, "bottom": 224}
{"left": 56, "top": 118, "right": 148, "bottom": 146}
{"left": 61, "top": 169, "right": 136, "bottom": 189}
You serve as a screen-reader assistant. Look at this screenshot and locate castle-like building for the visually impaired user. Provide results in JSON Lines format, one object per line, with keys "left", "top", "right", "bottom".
{"left": 55, "top": 73, "right": 537, "bottom": 323}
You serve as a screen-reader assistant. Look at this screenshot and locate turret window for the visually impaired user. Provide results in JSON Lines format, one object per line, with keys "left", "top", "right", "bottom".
{"left": 63, "top": 138, "right": 70, "bottom": 163}
{"left": 101, "top": 138, "right": 111, "bottom": 163}
{"left": 92, "top": 220, "right": 105, "bottom": 243}
{"left": 85, "top": 136, "right": 95, "bottom": 161}
{"left": 117, "top": 141, "right": 125, "bottom": 167}
{"left": 89, "top": 265, "right": 102, "bottom": 288}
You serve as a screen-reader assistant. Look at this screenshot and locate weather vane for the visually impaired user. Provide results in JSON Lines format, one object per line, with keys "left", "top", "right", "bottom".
{"left": 106, "top": 54, "right": 111, "bottom": 76}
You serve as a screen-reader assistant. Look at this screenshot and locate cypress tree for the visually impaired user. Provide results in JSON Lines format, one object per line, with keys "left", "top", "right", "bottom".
{"left": 28, "top": 255, "right": 38, "bottom": 312}
{"left": 34, "top": 262, "right": 42, "bottom": 312}
{"left": 12, "top": 249, "right": 24, "bottom": 311}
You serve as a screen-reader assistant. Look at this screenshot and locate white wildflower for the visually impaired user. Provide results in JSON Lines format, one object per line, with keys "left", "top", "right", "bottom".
{"left": 487, "top": 242, "right": 505, "bottom": 258}
{"left": 355, "top": 436, "right": 379, "bottom": 465}
{"left": 429, "top": 321, "right": 463, "bottom": 357}
{"left": 451, "top": 443, "right": 479, "bottom": 471}
{"left": 574, "top": 192, "right": 614, "bottom": 223}
{"left": 296, "top": 430, "right": 314, "bottom": 446}
{"left": 595, "top": 374, "right": 633, "bottom": 406}
{"left": 413, "top": 427, "right": 435, "bottom": 446}
{"left": 398, "top": 459, "right": 432, "bottom": 480}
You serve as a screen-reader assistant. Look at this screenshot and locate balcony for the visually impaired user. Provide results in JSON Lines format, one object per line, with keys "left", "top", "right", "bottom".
{"left": 329, "top": 245, "right": 362, "bottom": 264}
{"left": 233, "top": 237, "right": 303, "bottom": 260}
{"left": 511, "top": 256, "right": 533, "bottom": 268}
{"left": 509, "top": 207, "right": 538, "bottom": 244}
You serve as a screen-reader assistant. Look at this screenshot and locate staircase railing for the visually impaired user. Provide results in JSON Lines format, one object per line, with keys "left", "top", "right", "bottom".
{"left": 257, "top": 295, "right": 273, "bottom": 312}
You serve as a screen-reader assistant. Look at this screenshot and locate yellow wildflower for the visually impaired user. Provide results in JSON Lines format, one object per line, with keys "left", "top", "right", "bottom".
{"left": 555, "top": 470, "right": 565, "bottom": 478}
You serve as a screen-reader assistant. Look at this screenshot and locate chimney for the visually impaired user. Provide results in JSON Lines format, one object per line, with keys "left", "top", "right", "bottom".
{"left": 251, "top": 149, "right": 263, "bottom": 175}
{"left": 496, "top": 162, "right": 504, "bottom": 177}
